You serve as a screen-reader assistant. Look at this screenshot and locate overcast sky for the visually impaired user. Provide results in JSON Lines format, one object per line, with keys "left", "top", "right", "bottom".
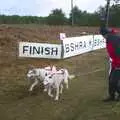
{"left": 0, "top": 0, "right": 107, "bottom": 17}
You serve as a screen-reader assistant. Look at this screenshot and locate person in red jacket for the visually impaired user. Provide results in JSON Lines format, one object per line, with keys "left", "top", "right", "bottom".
{"left": 100, "top": 26, "right": 120, "bottom": 102}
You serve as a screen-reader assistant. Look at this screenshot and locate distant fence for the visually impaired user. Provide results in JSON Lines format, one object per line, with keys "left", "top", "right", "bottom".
{"left": 19, "top": 34, "right": 106, "bottom": 59}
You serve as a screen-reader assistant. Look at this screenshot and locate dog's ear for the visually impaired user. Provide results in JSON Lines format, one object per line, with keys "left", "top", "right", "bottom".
{"left": 28, "top": 65, "right": 35, "bottom": 70}
{"left": 33, "top": 69, "right": 36, "bottom": 74}
{"left": 45, "top": 73, "right": 48, "bottom": 76}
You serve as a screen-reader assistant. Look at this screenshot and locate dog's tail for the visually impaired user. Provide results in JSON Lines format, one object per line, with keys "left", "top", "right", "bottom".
{"left": 68, "top": 74, "right": 75, "bottom": 80}
{"left": 63, "top": 69, "right": 75, "bottom": 80}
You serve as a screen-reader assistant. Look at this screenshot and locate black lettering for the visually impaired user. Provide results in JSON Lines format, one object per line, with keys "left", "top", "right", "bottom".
{"left": 51, "top": 47, "right": 58, "bottom": 55}
{"left": 103, "top": 38, "right": 105, "bottom": 43}
{"left": 75, "top": 42, "right": 79, "bottom": 50}
{"left": 99, "top": 39, "right": 103, "bottom": 45}
{"left": 70, "top": 43, "right": 74, "bottom": 51}
{"left": 97, "top": 39, "right": 99, "bottom": 46}
{"left": 41, "top": 47, "right": 44, "bottom": 55}
{"left": 83, "top": 41, "right": 86, "bottom": 48}
{"left": 30, "top": 46, "right": 32, "bottom": 54}
{"left": 89, "top": 41, "right": 92, "bottom": 46}
{"left": 94, "top": 39, "right": 97, "bottom": 46}
{"left": 79, "top": 41, "right": 83, "bottom": 48}
{"left": 65, "top": 44, "right": 69, "bottom": 53}
{"left": 33, "top": 46, "right": 40, "bottom": 54}
{"left": 23, "top": 46, "right": 29, "bottom": 54}
{"left": 45, "top": 47, "right": 50, "bottom": 55}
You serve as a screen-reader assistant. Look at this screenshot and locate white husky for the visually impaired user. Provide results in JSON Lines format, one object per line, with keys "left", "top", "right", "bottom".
{"left": 43, "top": 69, "right": 74, "bottom": 100}
{"left": 27, "top": 66, "right": 56, "bottom": 91}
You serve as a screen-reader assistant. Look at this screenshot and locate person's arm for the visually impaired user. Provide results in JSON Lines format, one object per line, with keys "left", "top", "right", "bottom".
{"left": 106, "top": 42, "right": 116, "bottom": 60}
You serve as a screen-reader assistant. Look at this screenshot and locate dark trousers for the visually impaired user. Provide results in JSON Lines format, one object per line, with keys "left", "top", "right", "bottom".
{"left": 109, "top": 68, "right": 120, "bottom": 98}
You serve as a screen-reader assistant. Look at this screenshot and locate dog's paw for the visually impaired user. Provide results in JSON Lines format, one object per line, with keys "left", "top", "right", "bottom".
{"left": 48, "top": 94, "right": 54, "bottom": 98}
{"left": 43, "top": 88, "right": 47, "bottom": 92}
{"left": 29, "top": 89, "right": 33, "bottom": 92}
{"left": 54, "top": 97, "right": 59, "bottom": 101}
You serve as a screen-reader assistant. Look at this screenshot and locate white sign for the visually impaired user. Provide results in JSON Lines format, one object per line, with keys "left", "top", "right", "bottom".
{"left": 19, "top": 42, "right": 62, "bottom": 59}
{"left": 93, "top": 35, "right": 106, "bottom": 50}
{"left": 62, "top": 35, "right": 106, "bottom": 58}
{"left": 62, "top": 35, "right": 94, "bottom": 58}
{"left": 60, "top": 33, "right": 66, "bottom": 40}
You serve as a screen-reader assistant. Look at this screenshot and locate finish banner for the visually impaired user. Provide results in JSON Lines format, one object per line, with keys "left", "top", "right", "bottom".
{"left": 19, "top": 42, "right": 62, "bottom": 59}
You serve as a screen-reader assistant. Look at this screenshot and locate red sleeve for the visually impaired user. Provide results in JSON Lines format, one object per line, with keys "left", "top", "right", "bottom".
{"left": 106, "top": 42, "right": 116, "bottom": 60}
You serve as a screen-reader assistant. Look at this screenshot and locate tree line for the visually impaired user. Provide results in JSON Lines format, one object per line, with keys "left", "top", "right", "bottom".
{"left": 0, "top": 3, "right": 120, "bottom": 27}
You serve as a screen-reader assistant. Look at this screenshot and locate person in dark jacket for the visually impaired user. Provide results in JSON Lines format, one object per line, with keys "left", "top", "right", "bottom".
{"left": 100, "top": 26, "right": 120, "bottom": 102}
